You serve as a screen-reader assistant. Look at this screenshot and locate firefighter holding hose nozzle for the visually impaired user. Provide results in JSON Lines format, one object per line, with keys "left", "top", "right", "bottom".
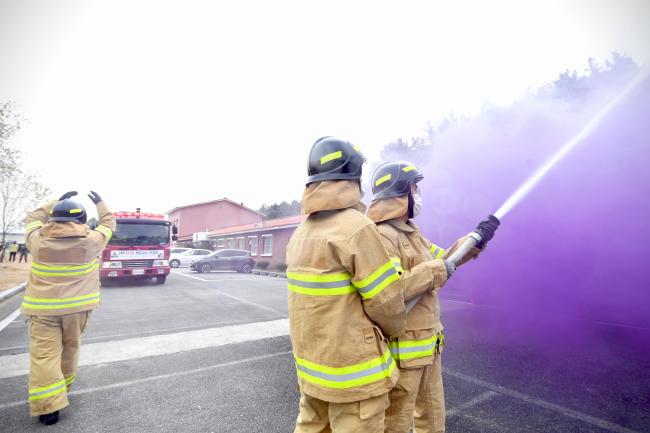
{"left": 366, "top": 161, "right": 499, "bottom": 433}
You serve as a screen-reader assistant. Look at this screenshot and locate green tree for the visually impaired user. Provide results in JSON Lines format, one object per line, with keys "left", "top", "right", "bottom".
{"left": 0, "top": 102, "right": 51, "bottom": 246}
{"left": 258, "top": 199, "right": 301, "bottom": 220}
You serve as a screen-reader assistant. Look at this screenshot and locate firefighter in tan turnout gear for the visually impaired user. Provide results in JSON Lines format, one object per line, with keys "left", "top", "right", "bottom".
{"left": 287, "top": 137, "right": 408, "bottom": 433}
{"left": 22, "top": 191, "right": 115, "bottom": 425}
{"left": 366, "top": 161, "right": 499, "bottom": 433}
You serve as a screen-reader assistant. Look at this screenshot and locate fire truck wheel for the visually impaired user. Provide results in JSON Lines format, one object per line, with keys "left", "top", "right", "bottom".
{"left": 155, "top": 276, "right": 166, "bottom": 284}
{"left": 170, "top": 259, "right": 180, "bottom": 268}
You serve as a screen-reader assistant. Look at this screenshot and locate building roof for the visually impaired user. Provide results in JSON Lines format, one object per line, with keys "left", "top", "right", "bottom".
{"left": 208, "top": 214, "right": 305, "bottom": 237}
{"left": 166, "top": 197, "right": 264, "bottom": 216}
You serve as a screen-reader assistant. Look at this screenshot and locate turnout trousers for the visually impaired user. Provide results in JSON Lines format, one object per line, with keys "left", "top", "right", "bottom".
{"left": 27, "top": 311, "right": 90, "bottom": 416}
{"left": 385, "top": 355, "right": 445, "bottom": 433}
{"left": 294, "top": 391, "right": 390, "bottom": 433}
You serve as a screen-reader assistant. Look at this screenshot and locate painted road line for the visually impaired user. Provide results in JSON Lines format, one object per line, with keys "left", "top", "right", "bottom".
{"left": 214, "top": 291, "right": 285, "bottom": 315}
{"left": 171, "top": 271, "right": 275, "bottom": 284}
{"left": 446, "top": 391, "right": 498, "bottom": 418}
{"left": 0, "top": 315, "right": 284, "bottom": 353}
{"left": 441, "top": 298, "right": 476, "bottom": 306}
{"left": 171, "top": 271, "right": 209, "bottom": 281}
{"left": 443, "top": 367, "right": 641, "bottom": 433}
{"left": 0, "top": 318, "right": 289, "bottom": 379}
{"left": 201, "top": 277, "right": 274, "bottom": 283}
{"left": 0, "top": 350, "right": 293, "bottom": 411}
{"left": 0, "top": 308, "right": 21, "bottom": 334}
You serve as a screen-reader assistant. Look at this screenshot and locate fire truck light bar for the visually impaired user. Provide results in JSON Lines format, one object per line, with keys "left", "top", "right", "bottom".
{"left": 114, "top": 211, "right": 166, "bottom": 220}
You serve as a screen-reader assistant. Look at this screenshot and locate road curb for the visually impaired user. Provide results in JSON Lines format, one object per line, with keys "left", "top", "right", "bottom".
{"left": 252, "top": 270, "right": 287, "bottom": 278}
{"left": 0, "top": 282, "right": 26, "bottom": 303}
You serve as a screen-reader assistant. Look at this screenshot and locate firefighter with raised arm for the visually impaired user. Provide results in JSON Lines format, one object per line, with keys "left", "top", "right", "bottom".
{"left": 22, "top": 191, "right": 115, "bottom": 425}
{"left": 287, "top": 137, "right": 408, "bottom": 432}
{"left": 366, "top": 161, "right": 498, "bottom": 433}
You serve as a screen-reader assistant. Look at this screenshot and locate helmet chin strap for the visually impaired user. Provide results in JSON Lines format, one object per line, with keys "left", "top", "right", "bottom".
{"left": 407, "top": 192, "right": 414, "bottom": 219}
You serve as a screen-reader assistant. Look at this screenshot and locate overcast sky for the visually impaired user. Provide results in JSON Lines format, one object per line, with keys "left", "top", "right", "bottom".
{"left": 0, "top": 0, "right": 648, "bottom": 215}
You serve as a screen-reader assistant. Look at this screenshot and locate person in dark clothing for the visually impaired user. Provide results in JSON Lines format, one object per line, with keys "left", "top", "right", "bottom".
{"left": 18, "top": 243, "right": 28, "bottom": 263}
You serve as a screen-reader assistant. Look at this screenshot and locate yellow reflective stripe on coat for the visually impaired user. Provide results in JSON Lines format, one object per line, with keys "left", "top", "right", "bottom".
{"left": 28, "top": 379, "right": 67, "bottom": 401}
{"left": 31, "top": 259, "right": 99, "bottom": 277}
{"left": 22, "top": 292, "right": 100, "bottom": 310}
{"left": 294, "top": 349, "right": 396, "bottom": 389}
{"left": 287, "top": 272, "right": 355, "bottom": 296}
{"left": 25, "top": 220, "right": 44, "bottom": 233}
{"left": 389, "top": 332, "right": 445, "bottom": 360}
{"left": 94, "top": 224, "right": 113, "bottom": 241}
{"left": 391, "top": 257, "right": 403, "bottom": 274}
{"left": 320, "top": 150, "right": 342, "bottom": 165}
{"left": 430, "top": 244, "right": 445, "bottom": 259}
{"left": 352, "top": 260, "right": 400, "bottom": 300}
{"left": 65, "top": 374, "right": 76, "bottom": 386}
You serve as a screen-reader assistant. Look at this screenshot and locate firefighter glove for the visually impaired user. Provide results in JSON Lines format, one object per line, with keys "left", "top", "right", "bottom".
{"left": 59, "top": 191, "right": 78, "bottom": 200}
{"left": 475, "top": 215, "right": 500, "bottom": 248}
{"left": 88, "top": 191, "right": 102, "bottom": 204}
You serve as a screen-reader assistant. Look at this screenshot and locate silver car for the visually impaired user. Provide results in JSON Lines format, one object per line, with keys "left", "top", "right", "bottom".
{"left": 169, "top": 249, "right": 212, "bottom": 268}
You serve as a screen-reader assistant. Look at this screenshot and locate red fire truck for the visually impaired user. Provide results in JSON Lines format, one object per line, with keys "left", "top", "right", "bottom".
{"left": 99, "top": 210, "right": 178, "bottom": 285}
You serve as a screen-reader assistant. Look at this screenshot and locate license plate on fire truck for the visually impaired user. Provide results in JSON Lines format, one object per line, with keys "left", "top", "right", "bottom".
{"left": 132, "top": 269, "right": 145, "bottom": 275}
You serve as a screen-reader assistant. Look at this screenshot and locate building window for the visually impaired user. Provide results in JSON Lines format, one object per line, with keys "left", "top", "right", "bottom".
{"left": 261, "top": 235, "right": 272, "bottom": 256}
{"left": 237, "top": 237, "right": 246, "bottom": 249}
{"left": 248, "top": 236, "right": 258, "bottom": 256}
{"left": 227, "top": 238, "right": 236, "bottom": 248}
{"left": 216, "top": 238, "right": 225, "bottom": 248}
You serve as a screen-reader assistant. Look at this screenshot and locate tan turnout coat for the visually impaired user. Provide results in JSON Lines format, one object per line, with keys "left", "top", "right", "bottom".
{"left": 287, "top": 180, "right": 407, "bottom": 403}
{"left": 22, "top": 200, "right": 116, "bottom": 316}
{"left": 368, "top": 196, "right": 481, "bottom": 368}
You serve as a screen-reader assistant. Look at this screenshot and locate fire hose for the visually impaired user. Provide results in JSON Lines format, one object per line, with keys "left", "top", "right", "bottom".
{"left": 405, "top": 215, "right": 499, "bottom": 313}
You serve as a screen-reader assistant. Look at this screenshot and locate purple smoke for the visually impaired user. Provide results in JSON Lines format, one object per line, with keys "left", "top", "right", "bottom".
{"left": 386, "top": 56, "right": 650, "bottom": 356}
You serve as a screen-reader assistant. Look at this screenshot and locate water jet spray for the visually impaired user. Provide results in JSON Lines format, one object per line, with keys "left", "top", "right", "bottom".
{"left": 406, "top": 68, "right": 649, "bottom": 313}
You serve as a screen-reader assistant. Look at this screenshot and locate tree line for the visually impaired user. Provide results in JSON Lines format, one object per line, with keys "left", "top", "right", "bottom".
{"left": 258, "top": 200, "right": 301, "bottom": 220}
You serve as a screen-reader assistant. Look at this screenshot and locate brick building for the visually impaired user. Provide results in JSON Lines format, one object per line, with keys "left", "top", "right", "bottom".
{"left": 208, "top": 215, "right": 305, "bottom": 268}
{"left": 167, "top": 198, "right": 264, "bottom": 244}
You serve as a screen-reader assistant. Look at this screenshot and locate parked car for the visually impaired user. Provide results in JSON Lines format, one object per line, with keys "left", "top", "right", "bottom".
{"left": 170, "top": 248, "right": 212, "bottom": 268}
{"left": 190, "top": 249, "right": 255, "bottom": 273}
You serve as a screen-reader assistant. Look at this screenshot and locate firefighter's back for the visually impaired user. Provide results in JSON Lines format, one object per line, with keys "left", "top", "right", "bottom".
{"left": 287, "top": 207, "right": 399, "bottom": 403}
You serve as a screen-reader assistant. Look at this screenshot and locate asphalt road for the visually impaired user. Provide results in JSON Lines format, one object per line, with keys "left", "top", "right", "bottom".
{"left": 0, "top": 269, "right": 648, "bottom": 432}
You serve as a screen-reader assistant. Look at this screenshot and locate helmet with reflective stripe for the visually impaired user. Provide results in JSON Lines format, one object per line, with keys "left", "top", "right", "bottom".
{"left": 49, "top": 199, "right": 87, "bottom": 223}
{"left": 307, "top": 136, "right": 366, "bottom": 185}
{"left": 371, "top": 161, "right": 424, "bottom": 200}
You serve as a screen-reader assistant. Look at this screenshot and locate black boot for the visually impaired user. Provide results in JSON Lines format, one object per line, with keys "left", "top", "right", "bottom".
{"left": 38, "top": 411, "right": 59, "bottom": 425}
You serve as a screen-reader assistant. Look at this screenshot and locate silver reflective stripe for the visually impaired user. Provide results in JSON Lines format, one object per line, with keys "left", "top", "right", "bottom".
{"left": 287, "top": 279, "right": 352, "bottom": 289}
{"left": 29, "top": 382, "right": 66, "bottom": 398}
{"left": 295, "top": 358, "right": 394, "bottom": 382}
{"left": 23, "top": 294, "right": 100, "bottom": 306}
{"left": 32, "top": 264, "right": 98, "bottom": 274}
{"left": 356, "top": 267, "right": 398, "bottom": 295}
{"left": 390, "top": 343, "right": 435, "bottom": 355}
